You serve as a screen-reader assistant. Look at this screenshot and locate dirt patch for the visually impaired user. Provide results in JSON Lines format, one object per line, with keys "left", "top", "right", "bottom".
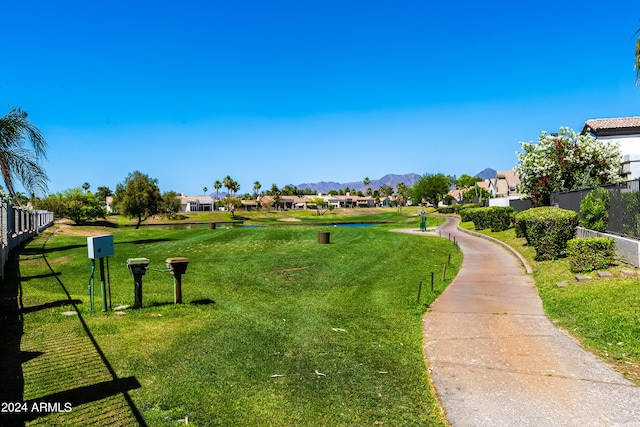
{"left": 49, "top": 224, "right": 113, "bottom": 237}
{"left": 278, "top": 218, "right": 301, "bottom": 222}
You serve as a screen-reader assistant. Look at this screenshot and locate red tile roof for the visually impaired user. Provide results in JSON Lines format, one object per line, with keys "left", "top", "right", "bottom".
{"left": 582, "top": 117, "right": 640, "bottom": 136}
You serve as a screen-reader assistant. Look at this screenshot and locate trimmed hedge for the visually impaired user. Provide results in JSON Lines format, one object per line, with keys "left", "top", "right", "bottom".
{"left": 515, "top": 207, "right": 579, "bottom": 260}
{"left": 567, "top": 237, "right": 616, "bottom": 273}
{"left": 465, "top": 206, "right": 514, "bottom": 232}
{"left": 437, "top": 204, "right": 481, "bottom": 216}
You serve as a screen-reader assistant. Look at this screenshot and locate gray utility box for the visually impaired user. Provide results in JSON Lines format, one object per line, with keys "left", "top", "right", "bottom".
{"left": 126, "top": 258, "right": 150, "bottom": 308}
{"left": 166, "top": 257, "right": 189, "bottom": 304}
{"left": 126, "top": 258, "right": 150, "bottom": 275}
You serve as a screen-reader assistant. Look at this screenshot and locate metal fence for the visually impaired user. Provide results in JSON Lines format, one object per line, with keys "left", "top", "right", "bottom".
{"left": 551, "top": 179, "right": 640, "bottom": 239}
{"left": 0, "top": 200, "right": 54, "bottom": 278}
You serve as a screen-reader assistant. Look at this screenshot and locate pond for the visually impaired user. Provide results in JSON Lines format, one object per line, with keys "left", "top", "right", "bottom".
{"left": 139, "top": 222, "right": 380, "bottom": 230}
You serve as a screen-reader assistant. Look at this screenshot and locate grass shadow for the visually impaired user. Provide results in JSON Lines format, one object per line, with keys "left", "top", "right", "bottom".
{"left": 0, "top": 233, "right": 148, "bottom": 426}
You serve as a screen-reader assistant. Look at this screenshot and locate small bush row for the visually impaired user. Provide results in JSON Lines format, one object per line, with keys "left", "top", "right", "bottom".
{"left": 463, "top": 206, "right": 514, "bottom": 232}
{"left": 437, "top": 204, "right": 481, "bottom": 215}
{"left": 515, "top": 207, "right": 579, "bottom": 260}
{"left": 567, "top": 237, "right": 616, "bottom": 273}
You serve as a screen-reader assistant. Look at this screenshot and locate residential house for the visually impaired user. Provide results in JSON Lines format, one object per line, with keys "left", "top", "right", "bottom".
{"left": 582, "top": 116, "right": 640, "bottom": 180}
{"left": 488, "top": 170, "right": 520, "bottom": 198}
{"left": 179, "top": 194, "right": 215, "bottom": 212}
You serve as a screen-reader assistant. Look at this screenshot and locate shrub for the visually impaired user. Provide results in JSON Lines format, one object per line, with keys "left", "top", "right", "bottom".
{"left": 458, "top": 204, "right": 481, "bottom": 222}
{"left": 513, "top": 213, "right": 526, "bottom": 238}
{"left": 468, "top": 208, "right": 490, "bottom": 230}
{"left": 465, "top": 207, "right": 514, "bottom": 232}
{"left": 487, "top": 206, "right": 514, "bottom": 232}
{"left": 580, "top": 187, "right": 610, "bottom": 232}
{"left": 567, "top": 237, "right": 616, "bottom": 273}
{"left": 516, "top": 207, "right": 579, "bottom": 260}
{"left": 437, "top": 206, "right": 456, "bottom": 214}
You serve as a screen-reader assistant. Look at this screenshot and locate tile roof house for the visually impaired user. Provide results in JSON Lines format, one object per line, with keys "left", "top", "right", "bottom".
{"left": 582, "top": 116, "right": 640, "bottom": 179}
{"left": 489, "top": 170, "right": 521, "bottom": 198}
{"left": 179, "top": 195, "right": 215, "bottom": 212}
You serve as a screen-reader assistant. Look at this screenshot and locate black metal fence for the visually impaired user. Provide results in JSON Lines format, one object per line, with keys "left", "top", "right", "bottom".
{"left": 551, "top": 179, "right": 640, "bottom": 238}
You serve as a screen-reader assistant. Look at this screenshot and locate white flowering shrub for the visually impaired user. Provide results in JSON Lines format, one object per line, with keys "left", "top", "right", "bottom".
{"left": 515, "top": 127, "right": 622, "bottom": 206}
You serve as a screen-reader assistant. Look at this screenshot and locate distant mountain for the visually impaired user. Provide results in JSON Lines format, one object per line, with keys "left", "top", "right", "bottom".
{"left": 475, "top": 168, "right": 497, "bottom": 180}
{"left": 296, "top": 173, "right": 421, "bottom": 194}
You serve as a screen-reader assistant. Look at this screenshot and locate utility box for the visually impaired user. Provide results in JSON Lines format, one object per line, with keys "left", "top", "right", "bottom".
{"left": 87, "top": 234, "right": 114, "bottom": 259}
{"left": 126, "top": 258, "right": 150, "bottom": 308}
{"left": 126, "top": 258, "right": 150, "bottom": 275}
{"left": 166, "top": 257, "right": 189, "bottom": 304}
{"left": 166, "top": 257, "right": 189, "bottom": 275}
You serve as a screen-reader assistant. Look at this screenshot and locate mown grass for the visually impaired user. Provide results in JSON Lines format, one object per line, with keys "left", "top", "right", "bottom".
{"left": 460, "top": 220, "right": 640, "bottom": 384}
{"left": 10, "top": 209, "right": 459, "bottom": 426}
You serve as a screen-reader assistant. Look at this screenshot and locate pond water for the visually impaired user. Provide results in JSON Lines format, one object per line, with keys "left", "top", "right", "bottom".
{"left": 140, "top": 222, "right": 379, "bottom": 230}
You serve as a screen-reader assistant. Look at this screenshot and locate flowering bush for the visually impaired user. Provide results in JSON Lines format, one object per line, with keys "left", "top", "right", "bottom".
{"left": 515, "top": 127, "right": 622, "bottom": 206}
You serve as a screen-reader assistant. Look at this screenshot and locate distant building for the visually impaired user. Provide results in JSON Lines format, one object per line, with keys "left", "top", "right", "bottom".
{"left": 582, "top": 116, "right": 640, "bottom": 180}
{"left": 179, "top": 194, "right": 215, "bottom": 212}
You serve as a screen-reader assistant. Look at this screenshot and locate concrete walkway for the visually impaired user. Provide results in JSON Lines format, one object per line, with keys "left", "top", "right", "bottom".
{"left": 410, "top": 217, "right": 640, "bottom": 426}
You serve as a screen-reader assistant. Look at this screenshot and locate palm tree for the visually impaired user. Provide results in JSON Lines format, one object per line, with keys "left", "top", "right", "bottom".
{"left": 231, "top": 180, "right": 240, "bottom": 197}
{"left": 214, "top": 180, "right": 222, "bottom": 200}
{"left": 0, "top": 107, "right": 48, "bottom": 198}
{"left": 223, "top": 175, "right": 233, "bottom": 198}
{"left": 82, "top": 182, "right": 90, "bottom": 193}
{"left": 203, "top": 186, "right": 208, "bottom": 195}
{"left": 253, "top": 181, "right": 261, "bottom": 198}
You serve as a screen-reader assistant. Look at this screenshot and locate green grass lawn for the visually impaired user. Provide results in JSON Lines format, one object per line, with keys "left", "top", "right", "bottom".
{"left": 460, "top": 220, "right": 640, "bottom": 385}
{"left": 6, "top": 209, "right": 458, "bottom": 426}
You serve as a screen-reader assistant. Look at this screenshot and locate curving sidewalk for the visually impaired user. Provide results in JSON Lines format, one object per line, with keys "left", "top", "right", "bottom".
{"left": 416, "top": 217, "right": 640, "bottom": 426}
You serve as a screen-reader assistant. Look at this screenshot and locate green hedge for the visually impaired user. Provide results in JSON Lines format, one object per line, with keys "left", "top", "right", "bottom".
{"left": 464, "top": 206, "right": 514, "bottom": 232}
{"left": 567, "top": 237, "right": 616, "bottom": 273}
{"left": 437, "top": 204, "right": 480, "bottom": 216}
{"left": 515, "top": 207, "right": 579, "bottom": 260}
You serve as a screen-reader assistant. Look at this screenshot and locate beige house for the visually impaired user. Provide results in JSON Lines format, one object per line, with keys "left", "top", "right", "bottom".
{"left": 488, "top": 170, "right": 521, "bottom": 198}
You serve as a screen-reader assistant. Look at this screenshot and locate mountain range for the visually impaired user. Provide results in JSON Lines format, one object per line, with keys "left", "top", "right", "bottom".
{"left": 295, "top": 173, "right": 421, "bottom": 194}
{"left": 295, "top": 169, "right": 497, "bottom": 194}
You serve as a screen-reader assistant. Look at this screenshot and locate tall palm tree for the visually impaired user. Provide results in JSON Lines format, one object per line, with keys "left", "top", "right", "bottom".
{"left": 253, "top": 181, "right": 261, "bottom": 199}
{"left": 231, "top": 180, "right": 240, "bottom": 197}
{"left": 0, "top": 107, "right": 48, "bottom": 198}
{"left": 214, "top": 180, "right": 222, "bottom": 200}
{"left": 223, "top": 175, "right": 233, "bottom": 198}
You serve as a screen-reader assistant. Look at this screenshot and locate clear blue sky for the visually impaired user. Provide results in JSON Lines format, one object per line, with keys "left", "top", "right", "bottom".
{"left": 3, "top": 1, "right": 640, "bottom": 196}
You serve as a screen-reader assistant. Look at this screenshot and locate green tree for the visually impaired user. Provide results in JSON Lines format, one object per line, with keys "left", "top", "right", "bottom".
{"left": 269, "top": 184, "right": 281, "bottom": 210}
{"left": 82, "top": 182, "right": 90, "bottom": 192}
{"left": 203, "top": 186, "right": 208, "bottom": 195}
{"left": 231, "top": 180, "right": 240, "bottom": 197}
{"left": 113, "top": 171, "right": 161, "bottom": 229}
{"left": 95, "top": 186, "right": 113, "bottom": 207}
{"left": 214, "top": 180, "right": 222, "bottom": 199}
{"left": 412, "top": 173, "right": 452, "bottom": 207}
{"left": 461, "top": 185, "right": 490, "bottom": 202}
{"left": 395, "top": 182, "right": 407, "bottom": 212}
{"left": 0, "top": 107, "right": 48, "bottom": 198}
{"left": 515, "top": 127, "right": 622, "bottom": 206}
{"left": 223, "top": 175, "right": 233, "bottom": 198}
{"left": 455, "top": 174, "right": 481, "bottom": 191}
{"left": 58, "top": 187, "right": 105, "bottom": 224}
{"left": 159, "top": 191, "right": 181, "bottom": 219}
{"left": 363, "top": 177, "right": 371, "bottom": 196}
{"left": 580, "top": 187, "right": 610, "bottom": 232}
{"left": 253, "top": 181, "right": 261, "bottom": 198}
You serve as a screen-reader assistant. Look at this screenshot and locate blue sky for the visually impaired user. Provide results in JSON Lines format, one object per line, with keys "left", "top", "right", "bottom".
{"left": 3, "top": 1, "right": 640, "bottom": 196}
